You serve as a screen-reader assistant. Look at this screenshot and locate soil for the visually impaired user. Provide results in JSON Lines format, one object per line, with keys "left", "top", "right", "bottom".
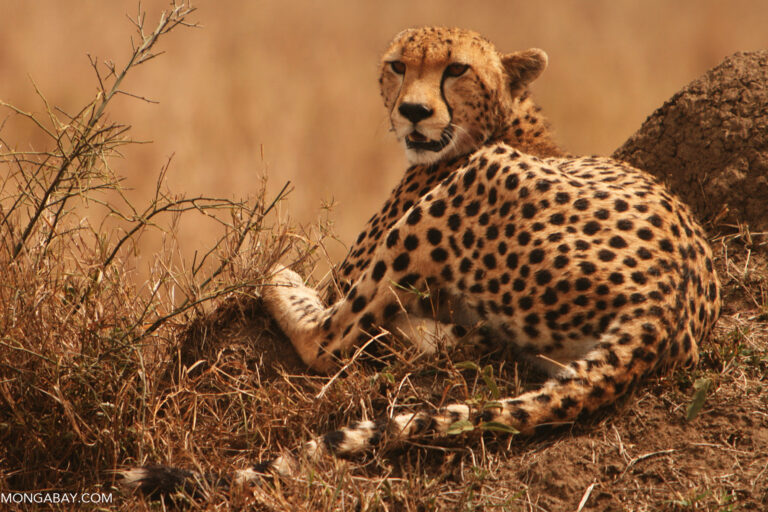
{"left": 614, "top": 50, "right": 768, "bottom": 235}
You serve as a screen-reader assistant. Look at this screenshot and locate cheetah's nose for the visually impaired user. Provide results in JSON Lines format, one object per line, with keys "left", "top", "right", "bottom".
{"left": 398, "top": 102, "right": 434, "bottom": 124}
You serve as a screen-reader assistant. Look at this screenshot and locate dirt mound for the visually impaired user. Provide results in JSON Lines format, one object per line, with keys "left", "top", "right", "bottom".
{"left": 614, "top": 50, "right": 768, "bottom": 233}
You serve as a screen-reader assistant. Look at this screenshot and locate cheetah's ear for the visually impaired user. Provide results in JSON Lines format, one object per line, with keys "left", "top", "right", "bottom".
{"left": 501, "top": 48, "right": 548, "bottom": 95}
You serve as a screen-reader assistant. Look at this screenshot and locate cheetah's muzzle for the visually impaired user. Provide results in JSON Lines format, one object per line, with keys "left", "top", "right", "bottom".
{"left": 405, "top": 125, "right": 454, "bottom": 152}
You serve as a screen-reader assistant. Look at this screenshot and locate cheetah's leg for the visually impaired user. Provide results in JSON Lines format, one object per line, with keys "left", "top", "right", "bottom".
{"left": 262, "top": 266, "right": 473, "bottom": 369}
{"left": 261, "top": 266, "right": 329, "bottom": 368}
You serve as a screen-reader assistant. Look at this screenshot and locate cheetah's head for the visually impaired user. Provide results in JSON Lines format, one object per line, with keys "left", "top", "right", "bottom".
{"left": 380, "top": 27, "right": 547, "bottom": 165}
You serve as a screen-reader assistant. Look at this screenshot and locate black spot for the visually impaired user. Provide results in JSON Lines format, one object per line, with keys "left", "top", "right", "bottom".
{"left": 548, "top": 232, "right": 563, "bottom": 243}
{"left": 579, "top": 261, "right": 597, "bottom": 275}
{"left": 637, "top": 247, "right": 652, "bottom": 260}
{"left": 404, "top": 235, "right": 419, "bottom": 251}
{"left": 631, "top": 271, "right": 647, "bottom": 285}
{"left": 622, "top": 257, "right": 637, "bottom": 268}
{"left": 659, "top": 239, "right": 674, "bottom": 252}
{"left": 504, "top": 174, "right": 519, "bottom": 190}
{"left": 535, "top": 269, "right": 552, "bottom": 285}
{"left": 612, "top": 294, "right": 628, "bottom": 308}
{"left": 459, "top": 258, "right": 472, "bottom": 273}
{"left": 386, "top": 229, "right": 400, "bottom": 248}
{"left": 483, "top": 253, "right": 497, "bottom": 269}
{"left": 574, "top": 198, "right": 589, "bottom": 210}
{"left": 486, "top": 162, "right": 500, "bottom": 180}
{"left": 614, "top": 199, "right": 629, "bottom": 212}
{"left": 594, "top": 209, "right": 609, "bottom": 220}
{"left": 398, "top": 273, "right": 419, "bottom": 289}
{"left": 609, "top": 236, "right": 627, "bottom": 249}
{"left": 583, "top": 221, "right": 600, "bottom": 235}
{"left": 513, "top": 278, "right": 526, "bottom": 292}
{"left": 522, "top": 203, "right": 537, "bottom": 219}
{"left": 463, "top": 167, "right": 477, "bottom": 188}
{"left": 519, "top": 296, "right": 534, "bottom": 310}
{"left": 448, "top": 214, "right": 462, "bottom": 231}
{"left": 469, "top": 283, "right": 485, "bottom": 293}
{"left": 431, "top": 248, "right": 448, "bottom": 262}
{"left": 518, "top": 231, "right": 531, "bottom": 246}
{"left": 575, "top": 277, "right": 592, "bottom": 291}
{"left": 512, "top": 407, "right": 530, "bottom": 423}
{"left": 648, "top": 214, "right": 663, "bottom": 227}
{"left": 617, "top": 219, "right": 633, "bottom": 230}
{"left": 486, "top": 225, "right": 499, "bottom": 240}
{"left": 553, "top": 255, "right": 569, "bottom": 268}
{"left": 392, "top": 253, "right": 410, "bottom": 271}
{"left": 429, "top": 200, "right": 446, "bottom": 217}
{"left": 427, "top": 228, "right": 442, "bottom": 245}
{"left": 609, "top": 272, "right": 624, "bottom": 284}
{"left": 529, "top": 249, "right": 545, "bottom": 264}
{"left": 406, "top": 207, "right": 422, "bottom": 225}
{"left": 462, "top": 229, "right": 475, "bottom": 248}
{"left": 575, "top": 240, "right": 590, "bottom": 251}
{"left": 541, "top": 287, "right": 558, "bottom": 305}
{"left": 372, "top": 261, "right": 387, "bottom": 281}
{"left": 637, "top": 228, "right": 653, "bottom": 241}
{"left": 549, "top": 213, "right": 565, "bottom": 225}
{"left": 323, "top": 430, "right": 346, "bottom": 453}
{"left": 524, "top": 312, "right": 540, "bottom": 325}
{"left": 506, "top": 253, "right": 519, "bottom": 270}
{"left": 598, "top": 249, "right": 616, "bottom": 261}
{"left": 359, "top": 312, "right": 376, "bottom": 330}
{"left": 352, "top": 296, "right": 367, "bottom": 313}
{"left": 465, "top": 201, "right": 480, "bottom": 216}
{"left": 555, "top": 192, "right": 570, "bottom": 204}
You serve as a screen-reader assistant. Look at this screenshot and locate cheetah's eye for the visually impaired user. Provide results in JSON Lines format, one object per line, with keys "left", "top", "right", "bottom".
{"left": 389, "top": 61, "right": 406, "bottom": 75}
{"left": 445, "top": 63, "right": 469, "bottom": 77}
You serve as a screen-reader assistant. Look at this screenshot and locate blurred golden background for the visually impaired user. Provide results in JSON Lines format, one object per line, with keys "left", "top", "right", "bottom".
{"left": 2, "top": 0, "right": 767, "bottom": 279}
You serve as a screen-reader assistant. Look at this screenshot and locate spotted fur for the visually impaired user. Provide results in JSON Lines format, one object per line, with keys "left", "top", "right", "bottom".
{"left": 121, "top": 26, "right": 721, "bottom": 496}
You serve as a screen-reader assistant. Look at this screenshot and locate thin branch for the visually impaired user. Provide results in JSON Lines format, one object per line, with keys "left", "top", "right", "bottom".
{"left": 137, "top": 181, "right": 291, "bottom": 338}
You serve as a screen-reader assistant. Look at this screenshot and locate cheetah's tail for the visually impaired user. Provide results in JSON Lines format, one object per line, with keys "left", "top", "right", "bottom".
{"left": 117, "top": 404, "right": 475, "bottom": 497}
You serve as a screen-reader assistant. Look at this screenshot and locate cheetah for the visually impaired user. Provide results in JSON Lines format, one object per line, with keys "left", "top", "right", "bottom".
{"left": 121, "top": 26, "right": 721, "bottom": 495}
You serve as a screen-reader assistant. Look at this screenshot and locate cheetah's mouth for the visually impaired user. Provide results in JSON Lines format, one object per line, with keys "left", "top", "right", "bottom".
{"left": 405, "top": 126, "right": 454, "bottom": 152}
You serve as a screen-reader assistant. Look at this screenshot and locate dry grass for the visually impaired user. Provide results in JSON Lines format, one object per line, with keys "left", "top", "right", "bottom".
{"left": 1, "top": 2, "right": 768, "bottom": 511}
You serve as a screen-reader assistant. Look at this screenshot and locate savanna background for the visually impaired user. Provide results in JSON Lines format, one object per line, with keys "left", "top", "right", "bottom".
{"left": 4, "top": 0, "right": 768, "bottom": 272}
{"left": 2, "top": 1, "right": 768, "bottom": 510}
